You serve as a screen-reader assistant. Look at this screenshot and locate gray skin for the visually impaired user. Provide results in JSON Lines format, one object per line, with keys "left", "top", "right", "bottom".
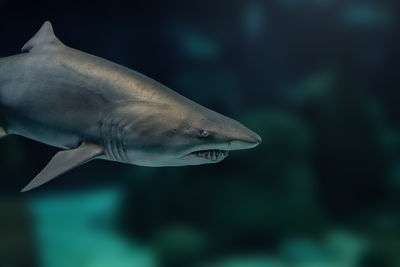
{"left": 0, "top": 21, "right": 261, "bottom": 192}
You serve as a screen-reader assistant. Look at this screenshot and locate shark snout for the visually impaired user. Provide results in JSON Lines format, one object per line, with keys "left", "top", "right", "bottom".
{"left": 227, "top": 127, "right": 262, "bottom": 150}
{"left": 249, "top": 132, "right": 262, "bottom": 145}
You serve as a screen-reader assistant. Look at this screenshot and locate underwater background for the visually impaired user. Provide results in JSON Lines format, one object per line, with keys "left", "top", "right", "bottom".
{"left": 0, "top": 0, "right": 399, "bottom": 266}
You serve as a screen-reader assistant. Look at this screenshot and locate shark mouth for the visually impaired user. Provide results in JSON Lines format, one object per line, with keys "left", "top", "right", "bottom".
{"left": 189, "top": 149, "right": 229, "bottom": 161}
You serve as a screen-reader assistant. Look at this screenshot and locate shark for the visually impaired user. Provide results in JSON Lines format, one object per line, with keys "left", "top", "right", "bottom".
{"left": 0, "top": 21, "right": 262, "bottom": 192}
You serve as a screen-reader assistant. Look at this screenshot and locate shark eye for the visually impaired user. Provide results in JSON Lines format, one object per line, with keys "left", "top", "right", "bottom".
{"left": 200, "top": 130, "right": 209, "bottom": 138}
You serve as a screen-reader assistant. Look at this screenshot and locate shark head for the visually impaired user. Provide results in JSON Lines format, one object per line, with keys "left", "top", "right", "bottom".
{"left": 177, "top": 111, "right": 262, "bottom": 165}
{"left": 122, "top": 98, "right": 262, "bottom": 167}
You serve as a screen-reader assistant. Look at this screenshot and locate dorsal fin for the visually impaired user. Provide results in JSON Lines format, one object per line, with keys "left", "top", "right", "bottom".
{"left": 21, "top": 21, "right": 63, "bottom": 53}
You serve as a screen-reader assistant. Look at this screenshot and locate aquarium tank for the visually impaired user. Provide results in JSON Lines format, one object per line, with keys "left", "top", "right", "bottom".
{"left": 0, "top": 0, "right": 399, "bottom": 266}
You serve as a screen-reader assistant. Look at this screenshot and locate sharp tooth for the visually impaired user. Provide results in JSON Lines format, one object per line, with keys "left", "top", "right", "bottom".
{"left": 192, "top": 150, "right": 229, "bottom": 160}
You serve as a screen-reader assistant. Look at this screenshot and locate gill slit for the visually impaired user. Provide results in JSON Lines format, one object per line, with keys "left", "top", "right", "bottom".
{"left": 117, "top": 123, "right": 129, "bottom": 162}
{"left": 101, "top": 119, "right": 115, "bottom": 161}
{"left": 110, "top": 122, "right": 120, "bottom": 161}
{"left": 101, "top": 118, "right": 128, "bottom": 162}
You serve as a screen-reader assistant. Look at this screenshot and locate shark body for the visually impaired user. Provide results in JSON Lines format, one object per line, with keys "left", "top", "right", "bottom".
{"left": 0, "top": 22, "right": 261, "bottom": 192}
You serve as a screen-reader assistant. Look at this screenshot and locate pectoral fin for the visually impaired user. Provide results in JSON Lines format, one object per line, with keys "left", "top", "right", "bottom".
{"left": 21, "top": 142, "right": 104, "bottom": 192}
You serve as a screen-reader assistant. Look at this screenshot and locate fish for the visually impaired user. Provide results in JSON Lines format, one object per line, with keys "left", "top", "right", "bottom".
{"left": 0, "top": 21, "right": 262, "bottom": 192}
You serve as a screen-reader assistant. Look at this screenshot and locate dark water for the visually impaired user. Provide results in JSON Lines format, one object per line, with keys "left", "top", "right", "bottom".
{"left": 0, "top": 1, "right": 399, "bottom": 266}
